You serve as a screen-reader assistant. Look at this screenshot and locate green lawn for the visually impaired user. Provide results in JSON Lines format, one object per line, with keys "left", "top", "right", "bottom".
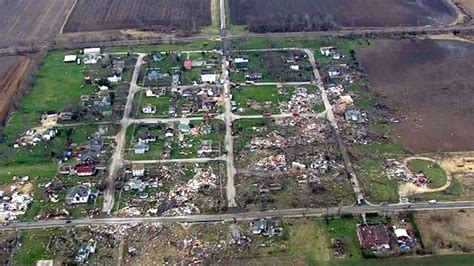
{"left": 230, "top": 51, "right": 313, "bottom": 83}
{"left": 230, "top": 36, "right": 370, "bottom": 53}
{"left": 133, "top": 91, "right": 172, "bottom": 118}
{"left": 233, "top": 85, "right": 281, "bottom": 115}
{"left": 13, "top": 229, "right": 61, "bottom": 265}
{"left": 321, "top": 217, "right": 362, "bottom": 260}
{"left": 5, "top": 51, "right": 95, "bottom": 138}
{"left": 347, "top": 83, "right": 376, "bottom": 109}
{"left": 125, "top": 120, "right": 225, "bottom": 160}
{"left": 407, "top": 159, "right": 447, "bottom": 189}
{"left": 411, "top": 177, "right": 463, "bottom": 202}
{"left": 355, "top": 158, "right": 400, "bottom": 203}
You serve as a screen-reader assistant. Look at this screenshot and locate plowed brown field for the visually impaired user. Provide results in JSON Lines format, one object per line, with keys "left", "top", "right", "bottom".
{"left": 359, "top": 39, "right": 474, "bottom": 153}
{"left": 230, "top": 0, "right": 455, "bottom": 32}
{"left": 63, "top": 0, "right": 212, "bottom": 33}
{"left": 0, "top": 0, "right": 74, "bottom": 47}
{"left": 0, "top": 56, "right": 30, "bottom": 124}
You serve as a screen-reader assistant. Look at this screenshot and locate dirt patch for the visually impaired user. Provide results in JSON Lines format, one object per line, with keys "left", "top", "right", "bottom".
{"left": 229, "top": 0, "right": 454, "bottom": 32}
{"left": 63, "top": 0, "right": 212, "bottom": 33}
{"left": 359, "top": 39, "right": 474, "bottom": 152}
{"left": 0, "top": 0, "right": 75, "bottom": 47}
{"left": 0, "top": 56, "right": 30, "bottom": 124}
{"left": 416, "top": 210, "right": 474, "bottom": 254}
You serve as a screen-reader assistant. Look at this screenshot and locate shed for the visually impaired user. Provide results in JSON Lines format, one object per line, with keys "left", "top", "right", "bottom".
{"left": 64, "top": 55, "right": 77, "bottom": 63}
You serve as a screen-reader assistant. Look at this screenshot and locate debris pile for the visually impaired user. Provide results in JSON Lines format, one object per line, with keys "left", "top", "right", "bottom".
{"left": 0, "top": 176, "right": 33, "bottom": 222}
{"left": 280, "top": 87, "right": 321, "bottom": 114}
{"left": 255, "top": 155, "right": 287, "bottom": 171}
{"left": 162, "top": 169, "right": 219, "bottom": 216}
{"left": 385, "top": 159, "right": 431, "bottom": 186}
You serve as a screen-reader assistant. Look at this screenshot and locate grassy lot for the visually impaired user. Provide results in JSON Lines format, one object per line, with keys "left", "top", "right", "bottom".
{"left": 125, "top": 120, "right": 225, "bottom": 160}
{"left": 230, "top": 51, "right": 313, "bottom": 83}
{"left": 321, "top": 217, "right": 362, "bottom": 260}
{"left": 13, "top": 229, "right": 61, "bottom": 265}
{"left": 347, "top": 83, "right": 376, "bottom": 109}
{"left": 230, "top": 36, "right": 370, "bottom": 55}
{"left": 112, "top": 39, "right": 222, "bottom": 54}
{"left": 4, "top": 51, "right": 95, "bottom": 138}
{"left": 352, "top": 141, "right": 405, "bottom": 203}
{"left": 250, "top": 218, "right": 361, "bottom": 264}
{"left": 233, "top": 85, "right": 281, "bottom": 114}
{"left": 407, "top": 159, "right": 447, "bottom": 189}
{"left": 232, "top": 85, "right": 320, "bottom": 115}
{"left": 132, "top": 91, "right": 171, "bottom": 118}
{"left": 411, "top": 177, "right": 463, "bottom": 202}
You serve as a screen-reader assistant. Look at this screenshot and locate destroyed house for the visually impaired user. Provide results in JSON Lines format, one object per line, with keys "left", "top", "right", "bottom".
{"left": 357, "top": 224, "right": 390, "bottom": 250}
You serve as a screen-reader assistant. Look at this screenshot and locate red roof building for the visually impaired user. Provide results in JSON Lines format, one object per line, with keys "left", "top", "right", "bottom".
{"left": 357, "top": 224, "right": 391, "bottom": 250}
{"left": 184, "top": 60, "right": 192, "bottom": 70}
{"left": 74, "top": 164, "right": 96, "bottom": 177}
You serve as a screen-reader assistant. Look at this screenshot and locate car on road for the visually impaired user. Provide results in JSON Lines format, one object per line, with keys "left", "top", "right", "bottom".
{"left": 65, "top": 220, "right": 72, "bottom": 224}
{"left": 428, "top": 199, "right": 437, "bottom": 204}
{"left": 379, "top": 202, "right": 388, "bottom": 206}
{"left": 356, "top": 198, "right": 365, "bottom": 205}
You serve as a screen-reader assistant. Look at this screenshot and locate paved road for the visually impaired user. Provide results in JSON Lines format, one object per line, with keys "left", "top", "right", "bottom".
{"left": 102, "top": 53, "right": 146, "bottom": 214}
{"left": 4, "top": 201, "right": 474, "bottom": 230}
{"left": 2, "top": 23, "right": 474, "bottom": 56}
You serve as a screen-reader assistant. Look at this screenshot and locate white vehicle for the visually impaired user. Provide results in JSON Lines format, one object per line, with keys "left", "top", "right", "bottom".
{"left": 428, "top": 199, "right": 437, "bottom": 204}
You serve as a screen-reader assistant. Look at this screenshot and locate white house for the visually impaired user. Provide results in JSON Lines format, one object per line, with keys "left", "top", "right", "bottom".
{"left": 234, "top": 56, "right": 249, "bottom": 64}
{"left": 83, "top": 47, "right": 101, "bottom": 55}
{"left": 328, "top": 68, "right": 341, "bottom": 77}
{"left": 290, "top": 65, "right": 300, "bottom": 71}
{"left": 145, "top": 89, "right": 156, "bottom": 97}
{"left": 64, "top": 55, "right": 77, "bottom": 63}
{"left": 142, "top": 105, "right": 156, "bottom": 114}
{"left": 201, "top": 69, "right": 219, "bottom": 83}
{"left": 132, "top": 164, "right": 145, "bottom": 177}
{"left": 320, "top": 46, "right": 335, "bottom": 56}
{"left": 66, "top": 186, "right": 91, "bottom": 205}
{"left": 107, "top": 74, "right": 122, "bottom": 83}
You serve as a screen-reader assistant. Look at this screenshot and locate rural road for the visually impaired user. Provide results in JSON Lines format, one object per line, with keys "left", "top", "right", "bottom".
{"left": 3, "top": 21, "right": 474, "bottom": 56}
{"left": 3, "top": 201, "right": 474, "bottom": 230}
{"left": 102, "top": 53, "right": 146, "bottom": 214}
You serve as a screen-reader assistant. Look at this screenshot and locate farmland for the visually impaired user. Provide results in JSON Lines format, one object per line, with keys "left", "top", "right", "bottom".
{"left": 358, "top": 39, "right": 474, "bottom": 152}
{"left": 0, "top": 0, "right": 74, "bottom": 47}
{"left": 0, "top": 56, "right": 30, "bottom": 124}
{"left": 64, "top": 0, "right": 212, "bottom": 33}
{"left": 229, "top": 0, "right": 455, "bottom": 32}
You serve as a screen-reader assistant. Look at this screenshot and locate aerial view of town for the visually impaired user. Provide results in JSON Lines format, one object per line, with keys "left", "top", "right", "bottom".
{"left": 1, "top": 0, "right": 474, "bottom": 265}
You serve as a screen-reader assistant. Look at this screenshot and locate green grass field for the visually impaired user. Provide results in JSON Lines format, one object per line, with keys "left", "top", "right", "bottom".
{"left": 5, "top": 51, "right": 95, "bottom": 138}
{"left": 233, "top": 85, "right": 281, "bottom": 114}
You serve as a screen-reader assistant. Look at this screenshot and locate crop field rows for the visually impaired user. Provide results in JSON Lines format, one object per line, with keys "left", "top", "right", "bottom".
{"left": 229, "top": 0, "right": 455, "bottom": 32}
{"left": 63, "top": 0, "right": 212, "bottom": 32}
